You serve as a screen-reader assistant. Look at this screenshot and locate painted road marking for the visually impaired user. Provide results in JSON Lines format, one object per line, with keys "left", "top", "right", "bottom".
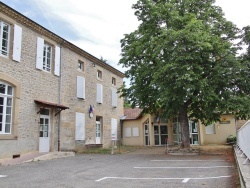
{"left": 0, "top": 175, "right": 7, "bottom": 178}
{"left": 182, "top": 178, "right": 190, "bottom": 183}
{"left": 134, "top": 166, "right": 233, "bottom": 169}
{"left": 95, "top": 175, "right": 231, "bottom": 183}
{"left": 151, "top": 160, "right": 225, "bottom": 162}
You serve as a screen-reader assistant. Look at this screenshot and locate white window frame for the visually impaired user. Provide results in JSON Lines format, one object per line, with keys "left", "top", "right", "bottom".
{"left": 0, "top": 82, "right": 13, "bottom": 134}
{"left": 43, "top": 43, "right": 52, "bottom": 72}
{"left": 0, "top": 21, "right": 10, "bottom": 57}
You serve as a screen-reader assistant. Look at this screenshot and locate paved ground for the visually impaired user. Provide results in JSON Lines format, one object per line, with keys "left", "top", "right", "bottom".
{"left": 0, "top": 147, "right": 239, "bottom": 188}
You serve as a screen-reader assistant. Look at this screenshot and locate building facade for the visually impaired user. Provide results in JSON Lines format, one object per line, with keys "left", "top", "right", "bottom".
{"left": 122, "top": 108, "right": 238, "bottom": 146}
{"left": 0, "top": 2, "right": 124, "bottom": 159}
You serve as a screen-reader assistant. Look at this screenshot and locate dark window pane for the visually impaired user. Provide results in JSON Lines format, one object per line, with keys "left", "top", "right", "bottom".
{"left": 7, "top": 86, "right": 13, "bottom": 95}
{"left": 7, "top": 98, "right": 12, "bottom": 106}
{"left": 5, "top": 124, "right": 10, "bottom": 133}
{"left": 5, "top": 115, "right": 11, "bottom": 123}
{"left": 0, "top": 123, "right": 2, "bottom": 131}
{"left": 0, "top": 84, "right": 5, "bottom": 94}
{"left": 6, "top": 107, "right": 11, "bottom": 114}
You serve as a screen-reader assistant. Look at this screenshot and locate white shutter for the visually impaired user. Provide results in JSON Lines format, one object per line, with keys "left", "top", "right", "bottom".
{"left": 111, "top": 88, "right": 117, "bottom": 108}
{"left": 13, "top": 24, "right": 22, "bottom": 62}
{"left": 36, "top": 37, "right": 44, "bottom": 70}
{"left": 96, "top": 83, "right": 103, "bottom": 104}
{"left": 124, "top": 127, "right": 131, "bottom": 137}
{"left": 54, "top": 46, "right": 61, "bottom": 76}
{"left": 75, "top": 112, "right": 85, "bottom": 140}
{"left": 132, "top": 127, "right": 139, "bottom": 137}
{"left": 111, "top": 118, "right": 117, "bottom": 140}
{"left": 77, "top": 76, "right": 85, "bottom": 99}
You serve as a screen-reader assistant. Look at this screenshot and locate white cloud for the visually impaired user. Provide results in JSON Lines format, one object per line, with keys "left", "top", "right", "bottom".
{"left": 34, "top": 0, "right": 138, "bottom": 72}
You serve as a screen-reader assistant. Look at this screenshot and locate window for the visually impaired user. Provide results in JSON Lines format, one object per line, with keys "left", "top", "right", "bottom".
{"left": 97, "top": 70, "right": 102, "bottom": 79}
{"left": 96, "top": 83, "right": 103, "bottom": 104}
{"left": 0, "top": 82, "right": 13, "bottom": 134}
{"left": 75, "top": 112, "right": 85, "bottom": 140}
{"left": 78, "top": 60, "right": 84, "bottom": 71}
{"left": 0, "top": 21, "right": 10, "bottom": 57}
{"left": 205, "top": 124, "right": 216, "bottom": 134}
{"left": 111, "top": 88, "right": 117, "bottom": 108}
{"left": 112, "top": 77, "right": 116, "bottom": 86}
{"left": 36, "top": 37, "right": 60, "bottom": 76}
{"left": 43, "top": 43, "right": 52, "bottom": 72}
{"left": 77, "top": 76, "right": 85, "bottom": 99}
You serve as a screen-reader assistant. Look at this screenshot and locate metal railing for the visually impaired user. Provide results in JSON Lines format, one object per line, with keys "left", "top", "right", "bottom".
{"left": 236, "top": 120, "right": 250, "bottom": 164}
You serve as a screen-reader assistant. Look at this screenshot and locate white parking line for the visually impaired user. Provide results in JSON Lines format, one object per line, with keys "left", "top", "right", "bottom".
{"left": 0, "top": 175, "right": 7, "bottom": 178}
{"left": 151, "top": 160, "right": 225, "bottom": 162}
{"left": 95, "top": 175, "right": 231, "bottom": 183}
{"left": 134, "top": 166, "right": 233, "bottom": 169}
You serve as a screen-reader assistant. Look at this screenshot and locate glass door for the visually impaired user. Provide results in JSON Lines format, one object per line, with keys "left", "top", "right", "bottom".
{"left": 189, "top": 121, "right": 199, "bottom": 145}
{"left": 144, "top": 123, "right": 150, "bottom": 145}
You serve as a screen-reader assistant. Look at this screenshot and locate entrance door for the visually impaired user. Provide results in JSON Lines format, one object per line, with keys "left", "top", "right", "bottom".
{"left": 189, "top": 121, "right": 199, "bottom": 145}
{"left": 96, "top": 121, "right": 101, "bottom": 144}
{"left": 39, "top": 109, "right": 50, "bottom": 152}
{"left": 173, "top": 117, "right": 181, "bottom": 145}
{"left": 144, "top": 123, "right": 150, "bottom": 145}
{"left": 154, "top": 125, "right": 168, "bottom": 146}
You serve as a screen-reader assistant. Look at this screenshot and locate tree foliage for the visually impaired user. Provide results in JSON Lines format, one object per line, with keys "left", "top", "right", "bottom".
{"left": 119, "top": 0, "right": 250, "bottom": 147}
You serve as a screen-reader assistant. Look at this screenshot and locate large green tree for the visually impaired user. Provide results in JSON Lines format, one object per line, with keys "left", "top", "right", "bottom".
{"left": 119, "top": 0, "right": 250, "bottom": 148}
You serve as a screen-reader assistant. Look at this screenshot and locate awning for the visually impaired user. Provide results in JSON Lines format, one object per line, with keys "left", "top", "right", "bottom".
{"left": 34, "top": 99, "right": 69, "bottom": 116}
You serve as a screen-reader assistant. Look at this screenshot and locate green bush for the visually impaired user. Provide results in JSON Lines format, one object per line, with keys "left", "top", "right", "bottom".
{"left": 227, "top": 135, "right": 236, "bottom": 143}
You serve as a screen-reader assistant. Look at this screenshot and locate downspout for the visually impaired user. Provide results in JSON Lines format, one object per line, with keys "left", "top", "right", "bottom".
{"left": 58, "top": 40, "right": 65, "bottom": 151}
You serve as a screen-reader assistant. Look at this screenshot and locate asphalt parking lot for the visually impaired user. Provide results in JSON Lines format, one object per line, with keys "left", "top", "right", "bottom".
{"left": 0, "top": 151, "right": 238, "bottom": 188}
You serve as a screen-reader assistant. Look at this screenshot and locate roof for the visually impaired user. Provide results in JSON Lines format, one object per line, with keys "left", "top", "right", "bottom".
{"left": 124, "top": 108, "right": 143, "bottom": 120}
{"left": 0, "top": 2, "right": 125, "bottom": 78}
{"left": 34, "top": 99, "right": 69, "bottom": 110}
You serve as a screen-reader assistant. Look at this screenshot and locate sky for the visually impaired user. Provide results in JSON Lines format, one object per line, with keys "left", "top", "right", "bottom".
{"left": 2, "top": 0, "right": 250, "bottom": 74}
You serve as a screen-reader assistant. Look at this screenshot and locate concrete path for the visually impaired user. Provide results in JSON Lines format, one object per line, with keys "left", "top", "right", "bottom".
{"left": 0, "top": 151, "right": 74, "bottom": 166}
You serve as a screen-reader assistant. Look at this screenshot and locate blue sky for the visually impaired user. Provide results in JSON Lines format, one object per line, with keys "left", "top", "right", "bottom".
{"left": 2, "top": 0, "right": 250, "bottom": 74}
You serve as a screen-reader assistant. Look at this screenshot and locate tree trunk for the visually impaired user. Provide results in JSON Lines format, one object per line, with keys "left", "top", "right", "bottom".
{"left": 179, "top": 105, "right": 190, "bottom": 148}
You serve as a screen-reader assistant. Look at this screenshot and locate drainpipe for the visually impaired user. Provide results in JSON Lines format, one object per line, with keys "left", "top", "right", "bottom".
{"left": 58, "top": 40, "right": 65, "bottom": 151}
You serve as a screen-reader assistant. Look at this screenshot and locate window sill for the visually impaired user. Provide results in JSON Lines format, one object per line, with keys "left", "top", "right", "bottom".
{"left": 0, "top": 135, "right": 18, "bottom": 140}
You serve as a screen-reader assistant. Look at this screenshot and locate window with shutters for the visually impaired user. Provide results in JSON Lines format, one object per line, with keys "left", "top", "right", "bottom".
{"left": 96, "top": 83, "right": 103, "bottom": 104}
{"left": 77, "top": 76, "right": 85, "bottom": 99}
{"left": 111, "top": 88, "right": 117, "bottom": 108}
{"left": 0, "top": 82, "right": 13, "bottom": 134}
{"left": 36, "top": 37, "right": 60, "bottom": 76}
{"left": 0, "top": 21, "right": 10, "bottom": 57}
{"left": 75, "top": 112, "right": 85, "bottom": 140}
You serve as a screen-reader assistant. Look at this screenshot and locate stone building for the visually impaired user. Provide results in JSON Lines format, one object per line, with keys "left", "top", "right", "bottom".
{"left": 0, "top": 2, "right": 124, "bottom": 159}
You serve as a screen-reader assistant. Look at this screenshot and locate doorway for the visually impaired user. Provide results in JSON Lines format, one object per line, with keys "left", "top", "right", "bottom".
{"left": 144, "top": 123, "right": 150, "bottom": 146}
{"left": 96, "top": 117, "right": 102, "bottom": 144}
{"left": 39, "top": 109, "right": 50, "bottom": 152}
{"left": 189, "top": 121, "right": 199, "bottom": 145}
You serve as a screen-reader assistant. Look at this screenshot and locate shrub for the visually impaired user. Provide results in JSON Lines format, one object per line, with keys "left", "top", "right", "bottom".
{"left": 227, "top": 135, "right": 236, "bottom": 143}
